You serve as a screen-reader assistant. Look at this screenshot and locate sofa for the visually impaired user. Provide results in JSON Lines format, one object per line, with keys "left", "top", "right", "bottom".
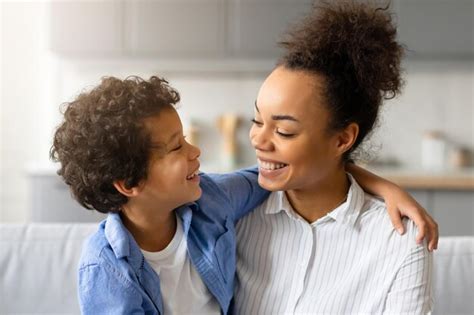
{"left": 0, "top": 223, "right": 473, "bottom": 314}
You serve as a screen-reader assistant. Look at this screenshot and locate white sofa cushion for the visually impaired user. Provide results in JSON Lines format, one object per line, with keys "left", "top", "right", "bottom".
{"left": 0, "top": 223, "right": 97, "bottom": 314}
{"left": 1, "top": 223, "right": 473, "bottom": 314}
{"left": 433, "top": 237, "right": 474, "bottom": 315}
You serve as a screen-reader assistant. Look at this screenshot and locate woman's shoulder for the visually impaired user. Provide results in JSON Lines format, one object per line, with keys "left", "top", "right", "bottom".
{"left": 359, "top": 193, "right": 421, "bottom": 247}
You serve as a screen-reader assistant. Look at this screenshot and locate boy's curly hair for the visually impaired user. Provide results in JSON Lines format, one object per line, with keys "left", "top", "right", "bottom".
{"left": 279, "top": 0, "right": 404, "bottom": 160}
{"left": 50, "top": 76, "right": 180, "bottom": 213}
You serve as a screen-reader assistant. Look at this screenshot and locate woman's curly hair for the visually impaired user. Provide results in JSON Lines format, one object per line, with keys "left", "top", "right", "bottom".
{"left": 50, "top": 76, "right": 180, "bottom": 213}
{"left": 279, "top": 0, "right": 404, "bottom": 160}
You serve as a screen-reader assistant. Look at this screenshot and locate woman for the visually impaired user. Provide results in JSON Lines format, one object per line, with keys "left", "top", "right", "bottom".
{"left": 235, "top": 2, "right": 433, "bottom": 314}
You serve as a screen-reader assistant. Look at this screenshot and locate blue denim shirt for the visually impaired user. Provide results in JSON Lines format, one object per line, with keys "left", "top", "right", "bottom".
{"left": 78, "top": 167, "right": 268, "bottom": 315}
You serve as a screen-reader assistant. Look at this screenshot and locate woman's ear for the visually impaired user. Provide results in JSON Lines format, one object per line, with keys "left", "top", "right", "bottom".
{"left": 335, "top": 122, "right": 359, "bottom": 156}
{"left": 113, "top": 180, "right": 141, "bottom": 198}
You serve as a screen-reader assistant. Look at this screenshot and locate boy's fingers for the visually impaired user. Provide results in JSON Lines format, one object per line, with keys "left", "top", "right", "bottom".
{"left": 427, "top": 216, "right": 439, "bottom": 251}
{"left": 387, "top": 205, "right": 405, "bottom": 235}
{"left": 415, "top": 220, "right": 427, "bottom": 245}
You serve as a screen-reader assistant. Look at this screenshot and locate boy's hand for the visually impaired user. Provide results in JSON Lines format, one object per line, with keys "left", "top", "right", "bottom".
{"left": 385, "top": 187, "right": 439, "bottom": 252}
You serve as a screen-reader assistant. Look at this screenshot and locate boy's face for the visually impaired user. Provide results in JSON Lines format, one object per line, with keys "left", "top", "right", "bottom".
{"left": 137, "top": 107, "right": 202, "bottom": 210}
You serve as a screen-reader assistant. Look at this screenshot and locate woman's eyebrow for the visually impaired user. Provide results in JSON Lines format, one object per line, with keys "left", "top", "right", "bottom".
{"left": 255, "top": 101, "right": 300, "bottom": 123}
{"left": 271, "top": 114, "right": 299, "bottom": 122}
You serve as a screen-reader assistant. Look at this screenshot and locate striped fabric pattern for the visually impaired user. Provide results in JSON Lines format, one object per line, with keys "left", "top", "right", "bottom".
{"left": 234, "top": 175, "right": 433, "bottom": 314}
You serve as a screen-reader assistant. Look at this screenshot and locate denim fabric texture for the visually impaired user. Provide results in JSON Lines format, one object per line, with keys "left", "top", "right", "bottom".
{"left": 77, "top": 167, "right": 268, "bottom": 315}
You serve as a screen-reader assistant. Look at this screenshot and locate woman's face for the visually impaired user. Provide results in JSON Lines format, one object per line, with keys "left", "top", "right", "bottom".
{"left": 250, "top": 66, "right": 344, "bottom": 192}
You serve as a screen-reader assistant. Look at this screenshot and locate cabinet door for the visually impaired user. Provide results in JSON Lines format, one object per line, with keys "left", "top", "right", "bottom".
{"left": 125, "top": 0, "right": 225, "bottom": 57}
{"left": 407, "top": 189, "right": 432, "bottom": 211}
{"left": 228, "top": 0, "right": 313, "bottom": 58}
{"left": 432, "top": 191, "right": 474, "bottom": 236}
{"left": 396, "top": 0, "right": 474, "bottom": 58}
{"left": 49, "top": 1, "right": 123, "bottom": 55}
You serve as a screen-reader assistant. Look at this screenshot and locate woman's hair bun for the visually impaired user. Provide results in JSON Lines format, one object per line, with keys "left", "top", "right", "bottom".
{"left": 280, "top": 0, "right": 404, "bottom": 100}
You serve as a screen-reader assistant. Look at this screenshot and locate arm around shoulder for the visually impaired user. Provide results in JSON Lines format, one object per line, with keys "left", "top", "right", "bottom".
{"left": 210, "top": 167, "right": 269, "bottom": 222}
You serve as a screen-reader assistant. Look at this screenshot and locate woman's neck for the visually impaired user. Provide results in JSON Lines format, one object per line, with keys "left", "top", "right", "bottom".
{"left": 285, "top": 167, "right": 350, "bottom": 223}
{"left": 120, "top": 205, "right": 177, "bottom": 252}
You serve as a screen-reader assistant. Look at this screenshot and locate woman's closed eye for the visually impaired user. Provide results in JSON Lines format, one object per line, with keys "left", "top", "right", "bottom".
{"left": 276, "top": 129, "right": 295, "bottom": 138}
{"left": 251, "top": 118, "right": 263, "bottom": 126}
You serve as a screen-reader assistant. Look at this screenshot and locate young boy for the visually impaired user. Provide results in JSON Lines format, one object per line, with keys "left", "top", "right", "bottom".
{"left": 51, "top": 75, "right": 437, "bottom": 314}
{"left": 51, "top": 76, "right": 268, "bottom": 314}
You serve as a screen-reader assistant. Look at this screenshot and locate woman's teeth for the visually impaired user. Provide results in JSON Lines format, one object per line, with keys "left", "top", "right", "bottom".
{"left": 186, "top": 170, "right": 199, "bottom": 180}
{"left": 258, "top": 160, "right": 287, "bottom": 170}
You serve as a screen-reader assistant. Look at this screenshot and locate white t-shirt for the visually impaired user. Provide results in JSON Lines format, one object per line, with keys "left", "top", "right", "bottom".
{"left": 141, "top": 215, "right": 220, "bottom": 315}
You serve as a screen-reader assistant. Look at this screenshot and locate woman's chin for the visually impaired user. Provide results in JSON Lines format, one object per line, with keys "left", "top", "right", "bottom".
{"left": 258, "top": 176, "right": 285, "bottom": 192}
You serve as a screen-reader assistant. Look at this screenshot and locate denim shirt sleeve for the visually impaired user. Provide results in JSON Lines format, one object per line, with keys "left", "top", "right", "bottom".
{"left": 210, "top": 166, "right": 270, "bottom": 223}
{"left": 78, "top": 263, "right": 145, "bottom": 314}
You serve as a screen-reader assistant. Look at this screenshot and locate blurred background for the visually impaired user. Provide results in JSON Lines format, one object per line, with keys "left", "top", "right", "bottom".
{"left": 0, "top": 0, "right": 473, "bottom": 235}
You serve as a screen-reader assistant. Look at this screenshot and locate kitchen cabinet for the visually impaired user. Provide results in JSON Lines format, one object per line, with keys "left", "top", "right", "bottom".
{"left": 374, "top": 167, "right": 474, "bottom": 236}
{"left": 124, "top": 0, "right": 226, "bottom": 57}
{"left": 395, "top": 0, "right": 474, "bottom": 58}
{"left": 431, "top": 191, "right": 474, "bottom": 236}
{"left": 49, "top": 0, "right": 474, "bottom": 60}
{"left": 49, "top": 1, "right": 123, "bottom": 56}
{"left": 49, "top": 0, "right": 312, "bottom": 60}
{"left": 227, "top": 0, "right": 312, "bottom": 58}
{"left": 408, "top": 189, "right": 474, "bottom": 236}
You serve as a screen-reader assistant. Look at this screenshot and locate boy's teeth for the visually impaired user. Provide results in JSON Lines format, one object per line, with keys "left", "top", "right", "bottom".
{"left": 259, "top": 160, "right": 287, "bottom": 170}
{"left": 186, "top": 170, "right": 199, "bottom": 180}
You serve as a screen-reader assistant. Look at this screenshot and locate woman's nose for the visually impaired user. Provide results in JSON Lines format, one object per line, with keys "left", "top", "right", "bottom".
{"left": 250, "top": 126, "right": 273, "bottom": 151}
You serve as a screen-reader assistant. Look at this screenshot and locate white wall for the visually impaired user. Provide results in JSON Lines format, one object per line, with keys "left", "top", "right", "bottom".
{"left": 374, "top": 61, "right": 474, "bottom": 166}
{"left": 0, "top": 2, "right": 473, "bottom": 222}
{"left": 0, "top": 2, "right": 50, "bottom": 221}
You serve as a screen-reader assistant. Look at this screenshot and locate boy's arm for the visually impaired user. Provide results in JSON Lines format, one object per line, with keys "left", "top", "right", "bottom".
{"left": 78, "top": 264, "right": 146, "bottom": 315}
{"left": 347, "top": 163, "right": 439, "bottom": 251}
{"left": 210, "top": 166, "right": 270, "bottom": 222}
{"left": 383, "top": 242, "right": 433, "bottom": 314}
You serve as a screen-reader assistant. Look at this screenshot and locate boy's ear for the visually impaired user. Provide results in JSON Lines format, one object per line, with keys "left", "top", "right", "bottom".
{"left": 113, "top": 180, "right": 141, "bottom": 198}
{"left": 335, "top": 122, "right": 359, "bottom": 156}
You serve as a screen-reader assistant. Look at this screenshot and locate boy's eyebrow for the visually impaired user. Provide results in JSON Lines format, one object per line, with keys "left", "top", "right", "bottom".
{"left": 255, "top": 101, "right": 300, "bottom": 123}
{"left": 167, "top": 130, "right": 181, "bottom": 144}
{"left": 150, "top": 131, "right": 181, "bottom": 150}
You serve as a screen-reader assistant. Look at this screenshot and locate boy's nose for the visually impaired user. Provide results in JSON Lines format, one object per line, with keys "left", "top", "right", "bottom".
{"left": 189, "top": 143, "right": 201, "bottom": 160}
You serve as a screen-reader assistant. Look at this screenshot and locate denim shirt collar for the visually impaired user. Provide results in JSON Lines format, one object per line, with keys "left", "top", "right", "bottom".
{"left": 104, "top": 203, "right": 197, "bottom": 273}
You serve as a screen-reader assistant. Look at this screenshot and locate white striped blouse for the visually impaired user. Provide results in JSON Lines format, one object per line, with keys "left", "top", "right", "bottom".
{"left": 234, "top": 175, "right": 433, "bottom": 314}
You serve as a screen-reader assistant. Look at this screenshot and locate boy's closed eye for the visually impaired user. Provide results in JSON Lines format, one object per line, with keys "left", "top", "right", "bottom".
{"left": 169, "top": 136, "right": 187, "bottom": 153}
{"left": 171, "top": 143, "right": 182, "bottom": 152}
